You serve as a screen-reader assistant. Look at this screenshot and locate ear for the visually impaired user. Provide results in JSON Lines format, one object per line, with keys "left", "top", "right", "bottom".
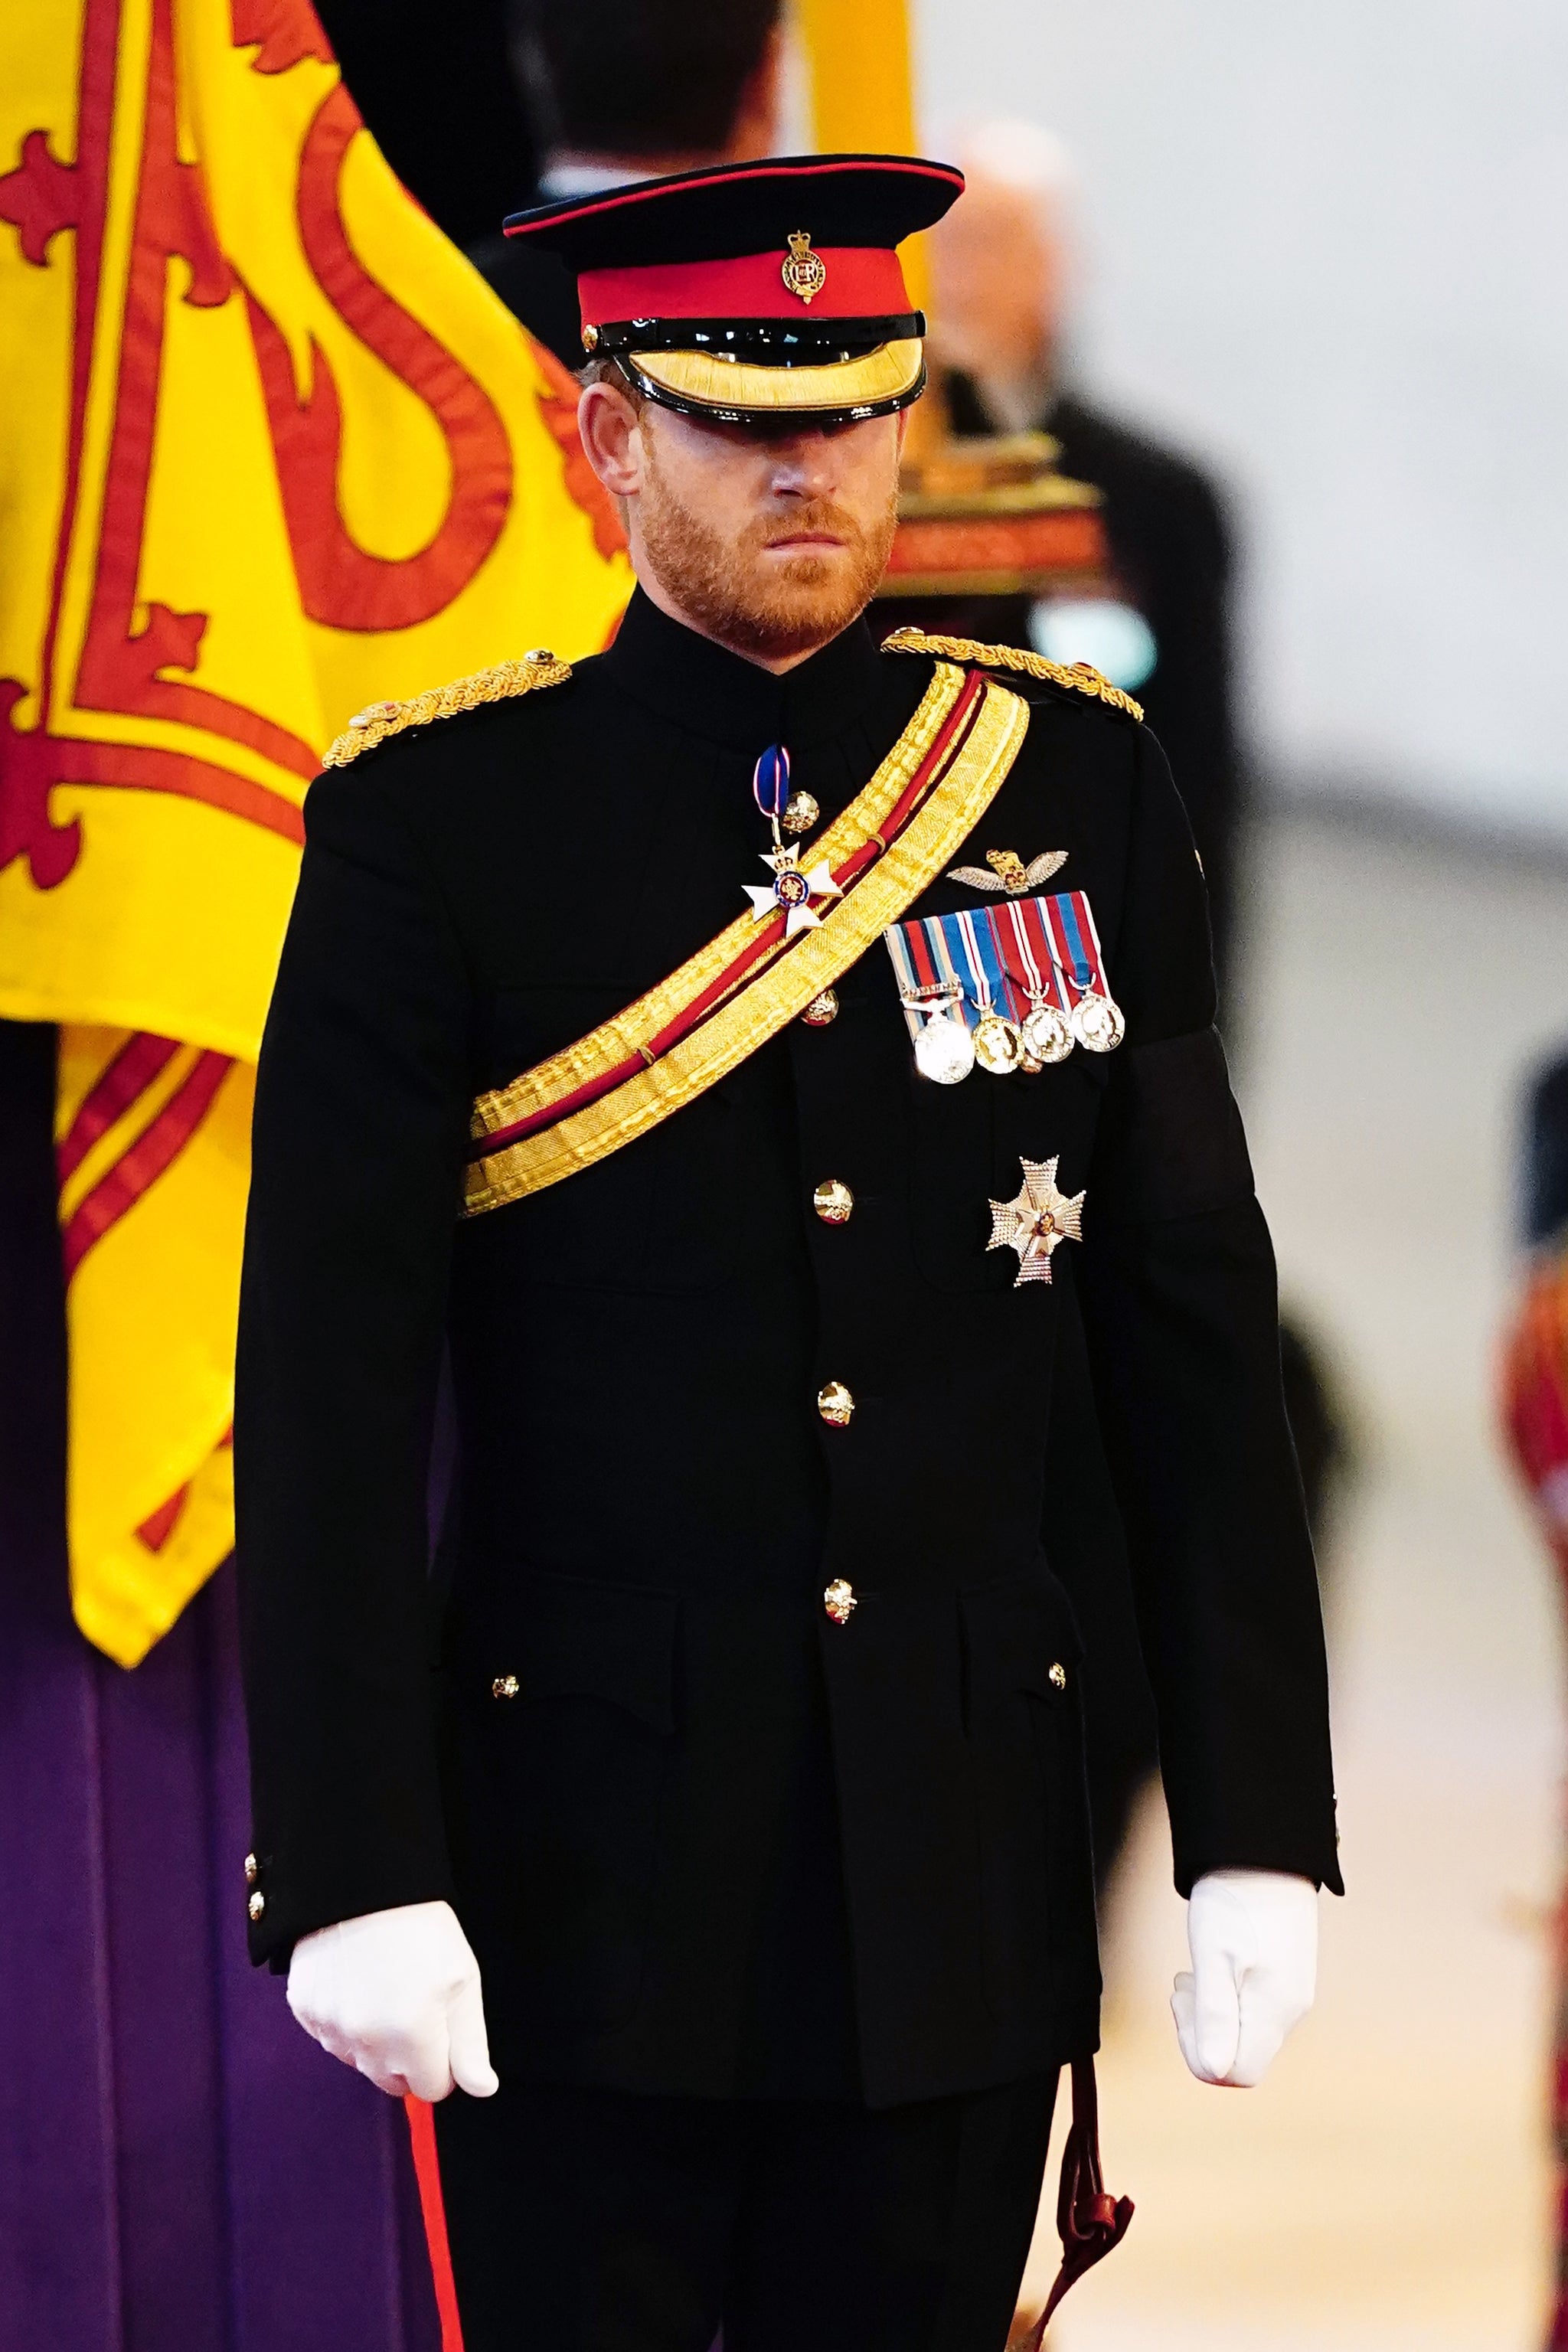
{"left": 577, "top": 379, "right": 646, "bottom": 501}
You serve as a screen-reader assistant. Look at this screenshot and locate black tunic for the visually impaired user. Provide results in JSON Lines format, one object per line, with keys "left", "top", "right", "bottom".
{"left": 236, "top": 589, "right": 1340, "bottom": 2110}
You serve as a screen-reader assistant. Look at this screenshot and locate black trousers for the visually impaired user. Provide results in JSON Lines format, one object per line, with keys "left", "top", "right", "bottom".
{"left": 433, "top": 2075, "right": 1057, "bottom": 2352}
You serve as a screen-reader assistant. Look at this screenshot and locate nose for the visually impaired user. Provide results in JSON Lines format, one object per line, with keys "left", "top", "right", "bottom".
{"left": 767, "top": 430, "right": 842, "bottom": 499}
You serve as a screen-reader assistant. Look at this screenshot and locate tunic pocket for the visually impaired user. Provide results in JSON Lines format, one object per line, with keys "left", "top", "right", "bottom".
{"left": 960, "top": 1560, "right": 1099, "bottom": 2027}
{"left": 452, "top": 1573, "right": 679, "bottom": 2031}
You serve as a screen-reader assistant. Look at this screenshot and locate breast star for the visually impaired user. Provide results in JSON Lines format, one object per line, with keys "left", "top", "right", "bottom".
{"left": 986, "top": 1156, "right": 1086, "bottom": 1287}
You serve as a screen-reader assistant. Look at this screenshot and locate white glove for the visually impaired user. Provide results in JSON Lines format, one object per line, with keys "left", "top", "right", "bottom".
{"left": 1171, "top": 1868, "right": 1317, "bottom": 2088}
{"left": 287, "top": 1898, "right": 499, "bottom": 2102}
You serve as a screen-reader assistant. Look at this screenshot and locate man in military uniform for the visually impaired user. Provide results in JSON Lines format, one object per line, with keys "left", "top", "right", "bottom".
{"left": 238, "top": 157, "right": 1341, "bottom": 2352}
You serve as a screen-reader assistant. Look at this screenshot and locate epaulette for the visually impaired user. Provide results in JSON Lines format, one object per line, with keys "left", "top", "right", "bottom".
{"left": 882, "top": 626, "right": 1143, "bottom": 723}
{"left": 321, "top": 648, "right": 573, "bottom": 769}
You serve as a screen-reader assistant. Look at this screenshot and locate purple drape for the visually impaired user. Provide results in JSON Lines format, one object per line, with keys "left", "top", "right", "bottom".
{"left": 0, "top": 1020, "right": 442, "bottom": 2352}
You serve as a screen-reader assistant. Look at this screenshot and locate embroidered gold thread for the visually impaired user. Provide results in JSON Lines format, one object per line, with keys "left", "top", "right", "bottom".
{"left": 882, "top": 626, "right": 1144, "bottom": 723}
{"left": 468, "top": 664, "right": 968, "bottom": 1144}
{"left": 321, "top": 652, "right": 573, "bottom": 769}
{"left": 462, "top": 678, "right": 1030, "bottom": 1214}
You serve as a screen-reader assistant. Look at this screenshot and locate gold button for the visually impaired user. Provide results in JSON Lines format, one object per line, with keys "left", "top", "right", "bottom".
{"left": 492, "top": 1674, "right": 521, "bottom": 1700}
{"left": 801, "top": 988, "right": 839, "bottom": 1027}
{"left": 525, "top": 648, "right": 555, "bottom": 664}
{"left": 243, "top": 1852, "right": 258, "bottom": 1886}
{"left": 1048, "top": 1661, "right": 1068, "bottom": 1690}
{"left": 247, "top": 1890, "right": 266, "bottom": 1921}
{"left": 813, "top": 1178, "right": 854, "bottom": 1225}
{"left": 824, "top": 1578, "right": 858, "bottom": 1625}
{"left": 816, "top": 1380, "right": 854, "bottom": 1427}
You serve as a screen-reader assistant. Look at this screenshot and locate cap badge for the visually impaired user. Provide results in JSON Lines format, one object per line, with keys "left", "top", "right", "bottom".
{"left": 782, "top": 230, "right": 827, "bottom": 305}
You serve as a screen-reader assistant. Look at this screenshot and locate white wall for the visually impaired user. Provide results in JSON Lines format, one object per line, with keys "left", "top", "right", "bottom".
{"left": 912, "top": 0, "right": 1568, "bottom": 839}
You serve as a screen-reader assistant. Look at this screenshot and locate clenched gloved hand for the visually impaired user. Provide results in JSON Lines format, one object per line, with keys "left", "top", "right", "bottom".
{"left": 287, "top": 1899, "right": 499, "bottom": 2102}
{"left": 1172, "top": 1868, "right": 1318, "bottom": 2088}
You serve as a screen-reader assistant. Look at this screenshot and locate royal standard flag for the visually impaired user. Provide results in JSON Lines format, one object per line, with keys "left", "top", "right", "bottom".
{"left": 0, "top": 0, "right": 632, "bottom": 1666}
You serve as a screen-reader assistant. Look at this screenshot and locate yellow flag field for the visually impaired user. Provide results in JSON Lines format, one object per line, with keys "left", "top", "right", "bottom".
{"left": 0, "top": 0, "right": 632, "bottom": 1664}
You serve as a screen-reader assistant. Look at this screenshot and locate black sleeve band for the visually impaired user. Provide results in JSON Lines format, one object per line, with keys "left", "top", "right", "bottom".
{"left": 1091, "top": 1024, "right": 1254, "bottom": 1228}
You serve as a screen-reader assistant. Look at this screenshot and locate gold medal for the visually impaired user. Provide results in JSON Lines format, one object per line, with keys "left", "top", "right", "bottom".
{"left": 1021, "top": 998, "right": 1073, "bottom": 1065}
{"left": 972, "top": 1009, "right": 1023, "bottom": 1076}
{"left": 1070, "top": 989, "right": 1125, "bottom": 1053}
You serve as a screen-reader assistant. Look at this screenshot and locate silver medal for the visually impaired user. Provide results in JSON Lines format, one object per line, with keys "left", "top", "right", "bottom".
{"left": 1021, "top": 998, "right": 1073, "bottom": 1065}
{"left": 914, "top": 1011, "right": 976, "bottom": 1085}
{"left": 1069, "top": 988, "right": 1125, "bottom": 1053}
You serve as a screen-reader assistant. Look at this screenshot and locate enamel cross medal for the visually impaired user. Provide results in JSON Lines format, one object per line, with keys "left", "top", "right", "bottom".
{"left": 744, "top": 743, "right": 840, "bottom": 939}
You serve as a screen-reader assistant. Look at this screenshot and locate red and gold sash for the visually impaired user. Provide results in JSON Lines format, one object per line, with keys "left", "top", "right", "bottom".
{"left": 462, "top": 660, "right": 1029, "bottom": 1215}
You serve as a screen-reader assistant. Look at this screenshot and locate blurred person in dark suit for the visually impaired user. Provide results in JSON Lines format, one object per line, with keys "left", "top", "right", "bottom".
{"left": 927, "top": 121, "right": 1244, "bottom": 1001}
{"left": 925, "top": 123, "right": 1345, "bottom": 1900}
{"left": 467, "top": 0, "right": 783, "bottom": 370}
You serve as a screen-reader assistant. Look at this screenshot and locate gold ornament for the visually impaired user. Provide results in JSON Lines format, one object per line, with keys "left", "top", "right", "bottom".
{"left": 324, "top": 652, "right": 572, "bottom": 767}
{"left": 816, "top": 1380, "right": 855, "bottom": 1427}
{"left": 782, "top": 790, "right": 820, "bottom": 837}
{"left": 812, "top": 1178, "right": 854, "bottom": 1225}
{"left": 886, "top": 627, "right": 1145, "bottom": 723}
{"left": 823, "top": 1577, "right": 858, "bottom": 1625}
{"left": 781, "top": 230, "right": 827, "bottom": 305}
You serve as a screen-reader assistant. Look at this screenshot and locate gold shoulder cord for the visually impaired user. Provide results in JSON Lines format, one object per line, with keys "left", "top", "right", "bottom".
{"left": 321, "top": 648, "right": 573, "bottom": 769}
{"left": 883, "top": 626, "right": 1143, "bottom": 723}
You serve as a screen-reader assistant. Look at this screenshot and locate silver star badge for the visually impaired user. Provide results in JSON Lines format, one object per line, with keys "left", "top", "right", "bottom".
{"left": 743, "top": 844, "right": 844, "bottom": 939}
{"left": 946, "top": 848, "right": 1068, "bottom": 895}
{"left": 987, "top": 1156, "right": 1085, "bottom": 1287}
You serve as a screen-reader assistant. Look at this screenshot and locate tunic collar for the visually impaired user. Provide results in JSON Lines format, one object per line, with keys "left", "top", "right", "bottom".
{"left": 603, "top": 586, "right": 884, "bottom": 753}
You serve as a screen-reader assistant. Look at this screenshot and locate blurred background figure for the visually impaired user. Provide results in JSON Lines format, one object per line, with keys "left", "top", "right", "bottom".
{"left": 1501, "top": 1050, "right": 1568, "bottom": 2352}
{"left": 910, "top": 119, "right": 1348, "bottom": 1910}
{"left": 926, "top": 120, "right": 1243, "bottom": 995}
{"left": 468, "top": 0, "right": 784, "bottom": 367}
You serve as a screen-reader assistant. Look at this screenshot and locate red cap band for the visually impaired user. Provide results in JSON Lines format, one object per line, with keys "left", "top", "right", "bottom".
{"left": 577, "top": 247, "right": 911, "bottom": 329}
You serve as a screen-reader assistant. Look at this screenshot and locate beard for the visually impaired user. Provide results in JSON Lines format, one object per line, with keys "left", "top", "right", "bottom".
{"left": 635, "top": 439, "right": 898, "bottom": 662}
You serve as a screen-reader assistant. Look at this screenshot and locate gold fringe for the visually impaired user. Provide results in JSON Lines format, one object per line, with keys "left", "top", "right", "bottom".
{"left": 882, "top": 626, "right": 1144, "bottom": 723}
{"left": 463, "top": 674, "right": 1030, "bottom": 1214}
{"left": 321, "top": 652, "right": 573, "bottom": 769}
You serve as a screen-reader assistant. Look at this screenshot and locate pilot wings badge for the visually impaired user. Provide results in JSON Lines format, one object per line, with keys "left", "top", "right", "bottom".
{"left": 947, "top": 848, "right": 1068, "bottom": 896}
